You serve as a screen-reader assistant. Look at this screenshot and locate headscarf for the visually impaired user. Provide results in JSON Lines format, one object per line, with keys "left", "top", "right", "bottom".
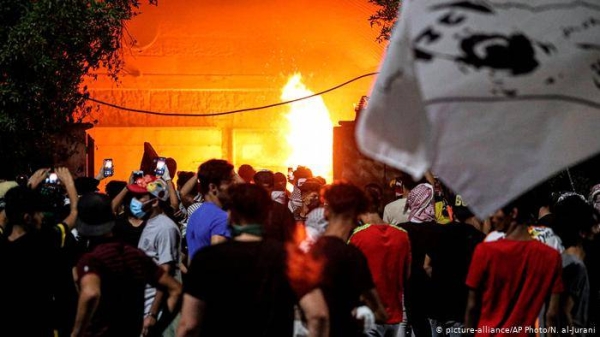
{"left": 589, "top": 184, "right": 600, "bottom": 212}
{"left": 407, "top": 183, "right": 435, "bottom": 223}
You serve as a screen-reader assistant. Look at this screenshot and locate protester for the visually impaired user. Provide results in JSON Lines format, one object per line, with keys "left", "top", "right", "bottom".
{"left": 589, "top": 184, "right": 600, "bottom": 213}
{"left": 553, "top": 194, "right": 598, "bottom": 334}
{"left": 432, "top": 177, "right": 453, "bottom": 224}
{"left": 397, "top": 183, "right": 440, "bottom": 337}
{"left": 288, "top": 166, "right": 313, "bottom": 213}
{"left": 108, "top": 180, "right": 147, "bottom": 247}
{"left": 585, "top": 184, "right": 600, "bottom": 330}
{"left": 425, "top": 195, "right": 485, "bottom": 336}
{"left": 349, "top": 183, "right": 411, "bottom": 337}
{"left": 72, "top": 192, "right": 182, "bottom": 337}
{"left": 293, "top": 177, "right": 323, "bottom": 222}
{"left": 237, "top": 163, "right": 257, "bottom": 183}
{"left": 309, "top": 181, "right": 387, "bottom": 337}
{"left": 383, "top": 174, "right": 426, "bottom": 226}
{"left": 465, "top": 192, "right": 563, "bottom": 335}
{"left": 0, "top": 167, "right": 79, "bottom": 337}
{"left": 177, "top": 183, "right": 329, "bottom": 337}
{"left": 127, "top": 175, "right": 182, "bottom": 337}
{"left": 185, "top": 159, "right": 242, "bottom": 261}
{"left": 253, "top": 169, "right": 296, "bottom": 242}
{"left": 272, "top": 171, "right": 289, "bottom": 205}
{"left": 0, "top": 180, "right": 19, "bottom": 236}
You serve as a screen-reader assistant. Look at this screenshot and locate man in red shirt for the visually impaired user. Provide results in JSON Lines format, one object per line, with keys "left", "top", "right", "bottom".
{"left": 349, "top": 183, "right": 411, "bottom": 337}
{"left": 465, "top": 193, "right": 563, "bottom": 336}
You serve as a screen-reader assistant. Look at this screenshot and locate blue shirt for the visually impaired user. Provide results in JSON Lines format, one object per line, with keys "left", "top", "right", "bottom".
{"left": 186, "top": 202, "right": 230, "bottom": 260}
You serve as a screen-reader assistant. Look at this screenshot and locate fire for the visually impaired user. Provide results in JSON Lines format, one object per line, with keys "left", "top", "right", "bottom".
{"left": 285, "top": 223, "right": 324, "bottom": 295}
{"left": 281, "top": 74, "right": 333, "bottom": 182}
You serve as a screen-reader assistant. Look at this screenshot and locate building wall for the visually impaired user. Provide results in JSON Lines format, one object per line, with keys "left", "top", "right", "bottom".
{"left": 84, "top": 0, "right": 386, "bottom": 180}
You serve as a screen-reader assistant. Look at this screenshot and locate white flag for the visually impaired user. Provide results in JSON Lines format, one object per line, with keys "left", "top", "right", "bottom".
{"left": 356, "top": 0, "right": 600, "bottom": 218}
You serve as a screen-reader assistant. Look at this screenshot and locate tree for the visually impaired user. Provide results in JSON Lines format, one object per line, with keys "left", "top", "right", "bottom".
{"left": 368, "top": 0, "right": 401, "bottom": 43}
{"left": 0, "top": 0, "right": 155, "bottom": 178}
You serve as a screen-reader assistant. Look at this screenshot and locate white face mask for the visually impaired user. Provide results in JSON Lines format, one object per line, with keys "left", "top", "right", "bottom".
{"left": 271, "top": 191, "right": 286, "bottom": 205}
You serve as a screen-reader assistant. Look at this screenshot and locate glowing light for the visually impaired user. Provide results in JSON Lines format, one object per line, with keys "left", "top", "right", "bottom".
{"left": 281, "top": 74, "right": 333, "bottom": 183}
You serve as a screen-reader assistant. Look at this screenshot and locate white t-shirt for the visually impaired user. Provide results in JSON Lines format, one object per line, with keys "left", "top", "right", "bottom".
{"left": 383, "top": 198, "right": 409, "bottom": 225}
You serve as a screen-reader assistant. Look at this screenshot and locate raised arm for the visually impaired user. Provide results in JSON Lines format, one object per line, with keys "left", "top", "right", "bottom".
{"left": 111, "top": 171, "right": 134, "bottom": 214}
{"left": 27, "top": 168, "right": 50, "bottom": 190}
{"left": 179, "top": 173, "right": 198, "bottom": 200}
{"left": 55, "top": 167, "right": 78, "bottom": 230}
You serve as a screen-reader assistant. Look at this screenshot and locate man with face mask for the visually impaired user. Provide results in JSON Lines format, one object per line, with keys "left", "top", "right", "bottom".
{"left": 127, "top": 175, "right": 182, "bottom": 337}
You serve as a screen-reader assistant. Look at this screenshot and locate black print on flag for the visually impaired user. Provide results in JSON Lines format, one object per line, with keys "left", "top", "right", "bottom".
{"left": 356, "top": 0, "right": 600, "bottom": 219}
{"left": 411, "top": 0, "right": 600, "bottom": 106}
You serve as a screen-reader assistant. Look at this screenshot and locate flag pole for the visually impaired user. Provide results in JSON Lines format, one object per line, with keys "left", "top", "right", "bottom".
{"left": 566, "top": 168, "right": 576, "bottom": 192}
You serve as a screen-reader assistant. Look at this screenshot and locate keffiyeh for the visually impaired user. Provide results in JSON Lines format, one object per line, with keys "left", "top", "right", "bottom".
{"left": 407, "top": 183, "right": 435, "bottom": 223}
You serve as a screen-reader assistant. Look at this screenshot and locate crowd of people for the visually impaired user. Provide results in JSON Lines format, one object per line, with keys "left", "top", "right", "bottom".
{"left": 0, "top": 158, "right": 599, "bottom": 337}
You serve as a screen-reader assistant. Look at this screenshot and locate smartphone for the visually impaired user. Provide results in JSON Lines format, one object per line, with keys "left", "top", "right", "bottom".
{"left": 132, "top": 170, "right": 144, "bottom": 181}
{"left": 103, "top": 159, "right": 114, "bottom": 177}
{"left": 154, "top": 157, "right": 166, "bottom": 176}
{"left": 46, "top": 172, "right": 59, "bottom": 185}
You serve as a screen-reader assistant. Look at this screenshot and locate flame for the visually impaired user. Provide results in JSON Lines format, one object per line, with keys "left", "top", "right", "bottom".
{"left": 285, "top": 223, "right": 324, "bottom": 295}
{"left": 281, "top": 74, "right": 333, "bottom": 183}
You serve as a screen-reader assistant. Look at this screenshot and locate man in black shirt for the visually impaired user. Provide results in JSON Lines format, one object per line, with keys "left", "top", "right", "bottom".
{"left": 177, "top": 183, "right": 328, "bottom": 337}
{"left": 310, "top": 182, "right": 388, "bottom": 337}
{"left": 424, "top": 195, "right": 485, "bottom": 335}
{"left": 253, "top": 170, "right": 296, "bottom": 243}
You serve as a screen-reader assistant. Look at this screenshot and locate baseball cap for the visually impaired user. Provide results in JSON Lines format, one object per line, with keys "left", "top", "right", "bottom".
{"left": 127, "top": 175, "right": 169, "bottom": 201}
{"left": 76, "top": 193, "right": 115, "bottom": 237}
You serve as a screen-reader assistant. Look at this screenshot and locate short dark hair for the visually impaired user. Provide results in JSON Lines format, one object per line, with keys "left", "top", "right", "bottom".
{"left": 254, "top": 170, "right": 274, "bottom": 189}
{"left": 4, "top": 186, "right": 43, "bottom": 225}
{"left": 223, "top": 183, "right": 272, "bottom": 225}
{"left": 299, "top": 178, "right": 323, "bottom": 195}
{"left": 501, "top": 189, "right": 537, "bottom": 224}
{"left": 323, "top": 182, "right": 368, "bottom": 218}
{"left": 397, "top": 172, "right": 427, "bottom": 191}
{"left": 273, "top": 172, "right": 287, "bottom": 191}
{"left": 238, "top": 164, "right": 256, "bottom": 183}
{"left": 105, "top": 180, "right": 127, "bottom": 200}
{"left": 176, "top": 171, "right": 196, "bottom": 190}
{"left": 554, "top": 195, "right": 596, "bottom": 248}
{"left": 293, "top": 166, "right": 313, "bottom": 186}
{"left": 364, "top": 183, "right": 383, "bottom": 214}
{"left": 197, "top": 159, "right": 234, "bottom": 196}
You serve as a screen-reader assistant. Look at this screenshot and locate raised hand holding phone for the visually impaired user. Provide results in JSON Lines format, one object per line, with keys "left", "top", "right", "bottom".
{"left": 28, "top": 168, "right": 50, "bottom": 189}
{"left": 45, "top": 172, "right": 59, "bottom": 185}
{"left": 103, "top": 159, "right": 114, "bottom": 177}
{"left": 154, "top": 157, "right": 167, "bottom": 176}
